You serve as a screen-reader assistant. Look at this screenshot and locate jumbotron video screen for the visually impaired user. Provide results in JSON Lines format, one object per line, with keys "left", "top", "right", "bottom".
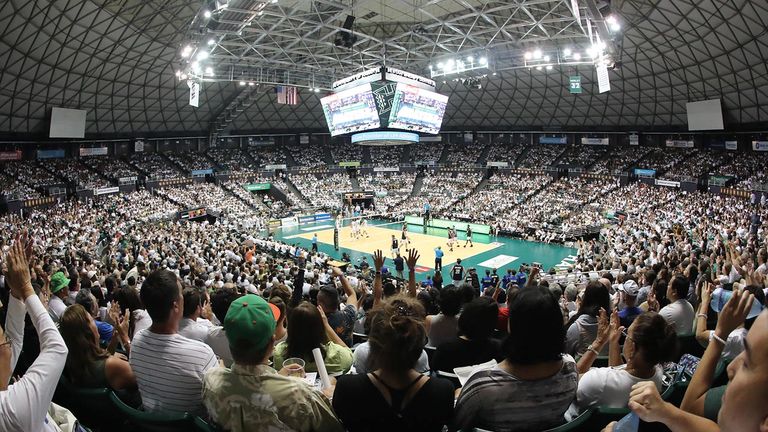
{"left": 387, "top": 83, "right": 449, "bottom": 135}
{"left": 320, "top": 84, "right": 381, "bottom": 136}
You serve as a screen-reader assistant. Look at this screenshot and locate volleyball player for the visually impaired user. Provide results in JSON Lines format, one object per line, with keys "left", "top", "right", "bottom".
{"left": 360, "top": 218, "right": 370, "bottom": 238}
{"left": 447, "top": 227, "right": 455, "bottom": 252}
{"left": 390, "top": 234, "right": 400, "bottom": 258}
{"left": 401, "top": 223, "right": 410, "bottom": 250}
{"left": 464, "top": 224, "right": 473, "bottom": 248}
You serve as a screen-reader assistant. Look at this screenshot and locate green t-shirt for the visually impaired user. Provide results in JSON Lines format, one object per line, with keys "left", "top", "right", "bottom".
{"left": 704, "top": 385, "right": 727, "bottom": 421}
{"left": 273, "top": 341, "right": 353, "bottom": 375}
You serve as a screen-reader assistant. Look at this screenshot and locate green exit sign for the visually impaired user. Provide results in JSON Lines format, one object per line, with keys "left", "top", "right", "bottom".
{"left": 569, "top": 75, "right": 582, "bottom": 94}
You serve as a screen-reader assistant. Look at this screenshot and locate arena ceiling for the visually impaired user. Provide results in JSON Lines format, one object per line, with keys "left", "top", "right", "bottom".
{"left": 0, "top": 0, "right": 767, "bottom": 138}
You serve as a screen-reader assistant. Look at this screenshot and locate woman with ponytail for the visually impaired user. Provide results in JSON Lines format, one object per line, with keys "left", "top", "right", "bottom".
{"left": 566, "top": 311, "right": 679, "bottom": 419}
{"left": 332, "top": 295, "right": 454, "bottom": 431}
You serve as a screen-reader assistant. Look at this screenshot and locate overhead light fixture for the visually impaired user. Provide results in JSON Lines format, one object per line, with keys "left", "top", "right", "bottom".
{"left": 573, "top": 52, "right": 582, "bottom": 60}
{"left": 271, "top": 0, "right": 277, "bottom": 3}
{"left": 524, "top": 51, "right": 532, "bottom": 60}
{"left": 563, "top": 48, "right": 572, "bottom": 57}
{"left": 197, "top": 50, "right": 209, "bottom": 60}
{"left": 203, "top": 9, "right": 211, "bottom": 18}
{"left": 466, "top": 56, "right": 473, "bottom": 62}
{"left": 479, "top": 57, "right": 487, "bottom": 65}
{"left": 314, "top": 88, "right": 320, "bottom": 92}
{"left": 175, "top": 70, "right": 181, "bottom": 77}
{"left": 543, "top": 55, "right": 550, "bottom": 62}
{"left": 239, "top": 81, "right": 246, "bottom": 86}
{"left": 492, "top": 72, "right": 497, "bottom": 76}
{"left": 248, "top": 82, "right": 255, "bottom": 86}
{"left": 606, "top": 15, "right": 621, "bottom": 31}
{"left": 536, "top": 66, "right": 542, "bottom": 71}
{"left": 205, "top": 67, "right": 214, "bottom": 75}
{"left": 181, "top": 45, "right": 192, "bottom": 57}
{"left": 180, "top": 73, "right": 188, "bottom": 80}
{"left": 546, "top": 65, "right": 553, "bottom": 70}
{"left": 533, "top": 49, "right": 542, "bottom": 59}
{"left": 207, "top": 38, "right": 216, "bottom": 45}
{"left": 258, "top": 10, "right": 263, "bottom": 15}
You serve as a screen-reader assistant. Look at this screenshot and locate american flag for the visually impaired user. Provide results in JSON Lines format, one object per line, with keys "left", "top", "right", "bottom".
{"left": 276, "top": 85, "right": 299, "bottom": 105}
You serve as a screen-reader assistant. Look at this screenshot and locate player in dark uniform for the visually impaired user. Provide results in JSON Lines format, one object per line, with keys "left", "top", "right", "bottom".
{"left": 451, "top": 258, "right": 464, "bottom": 282}
{"left": 464, "top": 224, "right": 474, "bottom": 248}
{"left": 391, "top": 235, "right": 400, "bottom": 258}
{"left": 401, "top": 223, "right": 410, "bottom": 250}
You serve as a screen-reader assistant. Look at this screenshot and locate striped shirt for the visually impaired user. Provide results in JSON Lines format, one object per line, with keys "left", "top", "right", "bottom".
{"left": 129, "top": 329, "right": 218, "bottom": 415}
{"left": 453, "top": 355, "right": 578, "bottom": 431}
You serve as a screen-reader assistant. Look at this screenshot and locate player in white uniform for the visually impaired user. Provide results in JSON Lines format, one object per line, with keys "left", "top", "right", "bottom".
{"left": 360, "top": 218, "right": 370, "bottom": 238}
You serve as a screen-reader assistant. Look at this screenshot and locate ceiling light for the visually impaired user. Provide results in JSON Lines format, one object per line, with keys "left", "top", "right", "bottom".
{"left": 205, "top": 67, "right": 213, "bottom": 75}
{"left": 197, "top": 50, "right": 209, "bottom": 60}
{"left": 175, "top": 70, "right": 181, "bottom": 76}
{"left": 239, "top": 81, "right": 246, "bottom": 86}
{"left": 248, "top": 82, "right": 255, "bottom": 86}
{"left": 437, "top": 62, "right": 445, "bottom": 69}
{"left": 524, "top": 51, "right": 532, "bottom": 60}
{"left": 466, "top": 56, "right": 473, "bottom": 62}
{"left": 181, "top": 45, "right": 192, "bottom": 57}
{"left": 258, "top": 10, "right": 263, "bottom": 15}
{"left": 533, "top": 49, "right": 542, "bottom": 59}
{"left": 314, "top": 88, "right": 320, "bottom": 92}
{"left": 191, "top": 61, "right": 200, "bottom": 70}
{"left": 573, "top": 52, "right": 581, "bottom": 60}
{"left": 543, "top": 55, "right": 550, "bottom": 62}
{"left": 546, "top": 65, "right": 553, "bottom": 70}
{"left": 492, "top": 72, "right": 497, "bottom": 76}
{"left": 271, "top": 0, "right": 277, "bottom": 3}
{"left": 207, "top": 38, "right": 216, "bottom": 45}
{"left": 180, "top": 73, "right": 188, "bottom": 79}
{"left": 536, "top": 66, "right": 542, "bottom": 71}
{"left": 606, "top": 15, "right": 621, "bottom": 31}
{"left": 563, "top": 48, "right": 572, "bottom": 57}
{"left": 479, "top": 57, "right": 487, "bottom": 65}
{"left": 203, "top": 9, "right": 211, "bottom": 18}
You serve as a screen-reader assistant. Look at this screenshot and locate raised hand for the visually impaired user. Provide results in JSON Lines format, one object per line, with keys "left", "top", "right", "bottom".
{"left": 6, "top": 238, "right": 33, "bottom": 300}
{"left": 331, "top": 266, "right": 344, "bottom": 278}
{"left": 608, "top": 309, "right": 624, "bottom": 345}
{"left": 594, "top": 308, "right": 609, "bottom": 347}
{"left": 700, "top": 282, "right": 714, "bottom": 307}
{"left": 372, "top": 249, "right": 385, "bottom": 272}
{"left": 406, "top": 248, "right": 420, "bottom": 270}
{"left": 628, "top": 381, "right": 672, "bottom": 423}
{"left": 714, "top": 287, "right": 754, "bottom": 338}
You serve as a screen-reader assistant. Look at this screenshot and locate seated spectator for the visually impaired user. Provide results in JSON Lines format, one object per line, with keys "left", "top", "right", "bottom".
{"left": 179, "top": 287, "right": 213, "bottom": 342}
{"left": 453, "top": 286, "right": 578, "bottom": 431}
{"left": 129, "top": 269, "right": 217, "bottom": 415}
{"left": 112, "top": 286, "right": 152, "bottom": 340}
{"left": 432, "top": 297, "right": 500, "bottom": 372}
{"left": 568, "top": 311, "right": 677, "bottom": 419}
{"left": 48, "top": 271, "right": 70, "bottom": 322}
{"left": 317, "top": 267, "right": 357, "bottom": 347}
{"left": 273, "top": 301, "right": 353, "bottom": 375}
{"left": 74, "top": 289, "right": 113, "bottom": 346}
{"left": 424, "top": 285, "right": 462, "bottom": 347}
{"left": 566, "top": 281, "right": 610, "bottom": 357}
{"left": 618, "top": 280, "right": 643, "bottom": 328}
{"left": 333, "top": 296, "right": 454, "bottom": 431}
{"left": 59, "top": 304, "right": 137, "bottom": 391}
{"left": 203, "top": 294, "right": 343, "bottom": 432}
{"left": 206, "top": 286, "right": 242, "bottom": 367}
{"left": 605, "top": 296, "right": 767, "bottom": 432}
{"left": 659, "top": 275, "right": 695, "bottom": 334}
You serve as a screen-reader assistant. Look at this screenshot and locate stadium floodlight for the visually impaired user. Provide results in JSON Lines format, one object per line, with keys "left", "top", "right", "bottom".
{"left": 437, "top": 62, "right": 445, "bottom": 69}
{"left": 546, "top": 65, "right": 553, "bottom": 70}
{"left": 205, "top": 67, "right": 213, "bottom": 75}
{"left": 533, "top": 49, "right": 542, "bottom": 59}
{"left": 524, "top": 51, "right": 532, "bottom": 60}
{"left": 181, "top": 45, "right": 192, "bottom": 57}
{"left": 536, "top": 66, "right": 543, "bottom": 71}
{"left": 197, "top": 50, "right": 209, "bottom": 60}
{"left": 248, "top": 82, "right": 255, "bottom": 86}
{"left": 203, "top": 9, "right": 211, "bottom": 18}
{"left": 466, "top": 56, "right": 473, "bottom": 62}
{"left": 543, "top": 55, "right": 550, "bottom": 62}
{"left": 208, "top": 39, "right": 216, "bottom": 45}
{"left": 239, "top": 81, "right": 246, "bottom": 86}
{"left": 606, "top": 15, "right": 621, "bottom": 32}
{"left": 180, "top": 73, "right": 188, "bottom": 80}
{"left": 573, "top": 52, "right": 581, "bottom": 60}
{"left": 479, "top": 57, "right": 487, "bottom": 65}
{"left": 563, "top": 48, "right": 572, "bottom": 57}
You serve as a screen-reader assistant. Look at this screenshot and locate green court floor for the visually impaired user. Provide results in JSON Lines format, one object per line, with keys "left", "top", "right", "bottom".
{"left": 272, "top": 218, "right": 577, "bottom": 282}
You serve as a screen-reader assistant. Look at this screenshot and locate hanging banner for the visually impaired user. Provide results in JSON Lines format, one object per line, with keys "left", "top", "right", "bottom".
{"left": 569, "top": 76, "right": 582, "bottom": 94}
{"left": 596, "top": 63, "right": 611, "bottom": 93}
{"left": 79, "top": 147, "right": 108, "bottom": 157}
{"left": 244, "top": 183, "right": 272, "bottom": 191}
{"left": 655, "top": 179, "right": 680, "bottom": 188}
{"left": 539, "top": 136, "right": 568, "bottom": 145}
{"left": 634, "top": 168, "right": 656, "bottom": 177}
{"left": 724, "top": 141, "right": 738, "bottom": 150}
{"left": 188, "top": 81, "right": 200, "bottom": 107}
{"left": 95, "top": 186, "right": 119, "bottom": 196}
{"left": 0, "top": 150, "right": 22, "bottom": 161}
{"left": 134, "top": 139, "right": 145, "bottom": 152}
{"left": 629, "top": 133, "right": 640, "bottom": 146}
{"left": 666, "top": 140, "right": 694, "bottom": 148}
{"left": 373, "top": 167, "right": 400, "bottom": 172}
{"left": 299, "top": 134, "right": 310, "bottom": 144}
{"left": 581, "top": 137, "right": 609, "bottom": 146}
{"left": 752, "top": 141, "right": 768, "bottom": 151}
{"left": 486, "top": 161, "right": 509, "bottom": 167}
{"left": 264, "top": 164, "right": 287, "bottom": 170}
{"left": 37, "top": 149, "right": 65, "bottom": 159}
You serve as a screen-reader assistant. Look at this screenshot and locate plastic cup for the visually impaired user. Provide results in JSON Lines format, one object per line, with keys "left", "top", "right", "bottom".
{"left": 283, "top": 357, "right": 306, "bottom": 378}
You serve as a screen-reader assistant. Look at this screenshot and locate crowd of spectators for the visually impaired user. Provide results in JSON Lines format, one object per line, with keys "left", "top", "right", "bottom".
{"left": 409, "top": 142, "right": 445, "bottom": 164}
{"left": 636, "top": 148, "right": 695, "bottom": 175}
{"left": 331, "top": 142, "right": 363, "bottom": 164}
{"left": 3, "top": 160, "right": 60, "bottom": 189}
{"left": 166, "top": 152, "right": 214, "bottom": 172}
{"left": 0, "top": 173, "right": 41, "bottom": 200}
{"left": 443, "top": 142, "right": 485, "bottom": 166}
{"left": 485, "top": 141, "right": 526, "bottom": 166}
{"left": 290, "top": 173, "right": 352, "bottom": 209}
{"left": 285, "top": 144, "right": 329, "bottom": 168}
{"left": 590, "top": 147, "right": 651, "bottom": 174}
{"left": 81, "top": 156, "right": 141, "bottom": 181}
{"left": 558, "top": 145, "right": 609, "bottom": 169}
{"left": 129, "top": 153, "right": 183, "bottom": 180}
{"left": 40, "top": 159, "right": 111, "bottom": 190}
{"left": 357, "top": 172, "right": 415, "bottom": 212}
{"left": 368, "top": 147, "right": 402, "bottom": 166}
{"left": 718, "top": 151, "right": 768, "bottom": 189}
{"left": 207, "top": 149, "right": 260, "bottom": 174}
{"left": 396, "top": 171, "right": 482, "bottom": 215}
{"left": 517, "top": 145, "right": 568, "bottom": 168}
{"left": 659, "top": 150, "right": 733, "bottom": 181}
{"left": 251, "top": 146, "right": 287, "bottom": 167}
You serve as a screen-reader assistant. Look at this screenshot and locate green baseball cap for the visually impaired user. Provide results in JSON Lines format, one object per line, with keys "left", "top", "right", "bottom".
{"left": 50, "top": 272, "right": 70, "bottom": 294}
{"left": 224, "top": 295, "right": 281, "bottom": 352}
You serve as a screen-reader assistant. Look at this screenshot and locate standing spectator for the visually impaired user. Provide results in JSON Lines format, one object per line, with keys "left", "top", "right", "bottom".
{"left": 451, "top": 259, "right": 464, "bottom": 283}
{"left": 453, "top": 286, "right": 578, "bottom": 431}
{"left": 312, "top": 233, "right": 318, "bottom": 253}
{"left": 1, "top": 238, "right": 69, "bottom": 432}
{"left": 203, "top": 295, "right": 343, "bottom": 432}
{"left": 433, "top": 270, "right": 444, "bottom": 291}
{"left": 394, "top": 254, "right": 405, "bottom": 280}
{"left": 658, "top": 275, "right": 696, "bottom": 334}
{"left": 130, "top": 269, "right": 217, "bottom": 415}
{"left": 318, "top": 267, "right": 357, "bottom": 347}
{"left": 333, "top": 296, "right": 454, "bottom": 431}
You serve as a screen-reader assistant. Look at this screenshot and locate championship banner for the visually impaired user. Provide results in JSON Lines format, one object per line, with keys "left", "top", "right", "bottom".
{"left": 666, "top": 140, "right": 694, "bottom": 148}
{"left": 629, "top": 133, "right": 639, "bottom": 146}
{"left": 596, "top": 63, "right": 611, "bottom": 93}
{"left": 752, "top": 141, "right": 768, "bottom": 151}
{"left": 581, "top": 137, "right": 609, "bottom": 146}
{"left": 0, "top": 150, "right": 22, "bottom": 161}
{"left": 188, "top": 80, "right": 200, "bottom": 107}
{"left": 79, "top": 147, "right": 108, "bottom": 157}
{"left": 134, "top": 139, "right": 145, "bottom": 152}
{"left": 569, "top": 76, "right": 582, "bottom": 94}
{"left": 724, "top": 141, "right": 738, "bottom": 150}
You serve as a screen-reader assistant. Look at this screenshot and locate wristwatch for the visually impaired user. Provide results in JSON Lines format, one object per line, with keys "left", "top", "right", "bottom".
{"left": 586, "top": 344, "right": 600, "bottom": 356}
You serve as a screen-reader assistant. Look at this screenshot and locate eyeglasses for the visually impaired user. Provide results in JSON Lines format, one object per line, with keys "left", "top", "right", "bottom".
{"left": 621, "top": 328, "right": 633, "bottom": 343}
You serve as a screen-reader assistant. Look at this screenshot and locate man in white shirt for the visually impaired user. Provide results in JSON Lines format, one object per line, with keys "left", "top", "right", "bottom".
{"left": 659, "top": 275, "right": 695, "bottom": 334}
{"left": 178, "top": 288, "right": 213, "bottom": 342}
{"left": 130, "top": 269, "right": 217, "bottom": 415}
{"left": 47, "top": 271, "right": 70, "bottom": 322}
